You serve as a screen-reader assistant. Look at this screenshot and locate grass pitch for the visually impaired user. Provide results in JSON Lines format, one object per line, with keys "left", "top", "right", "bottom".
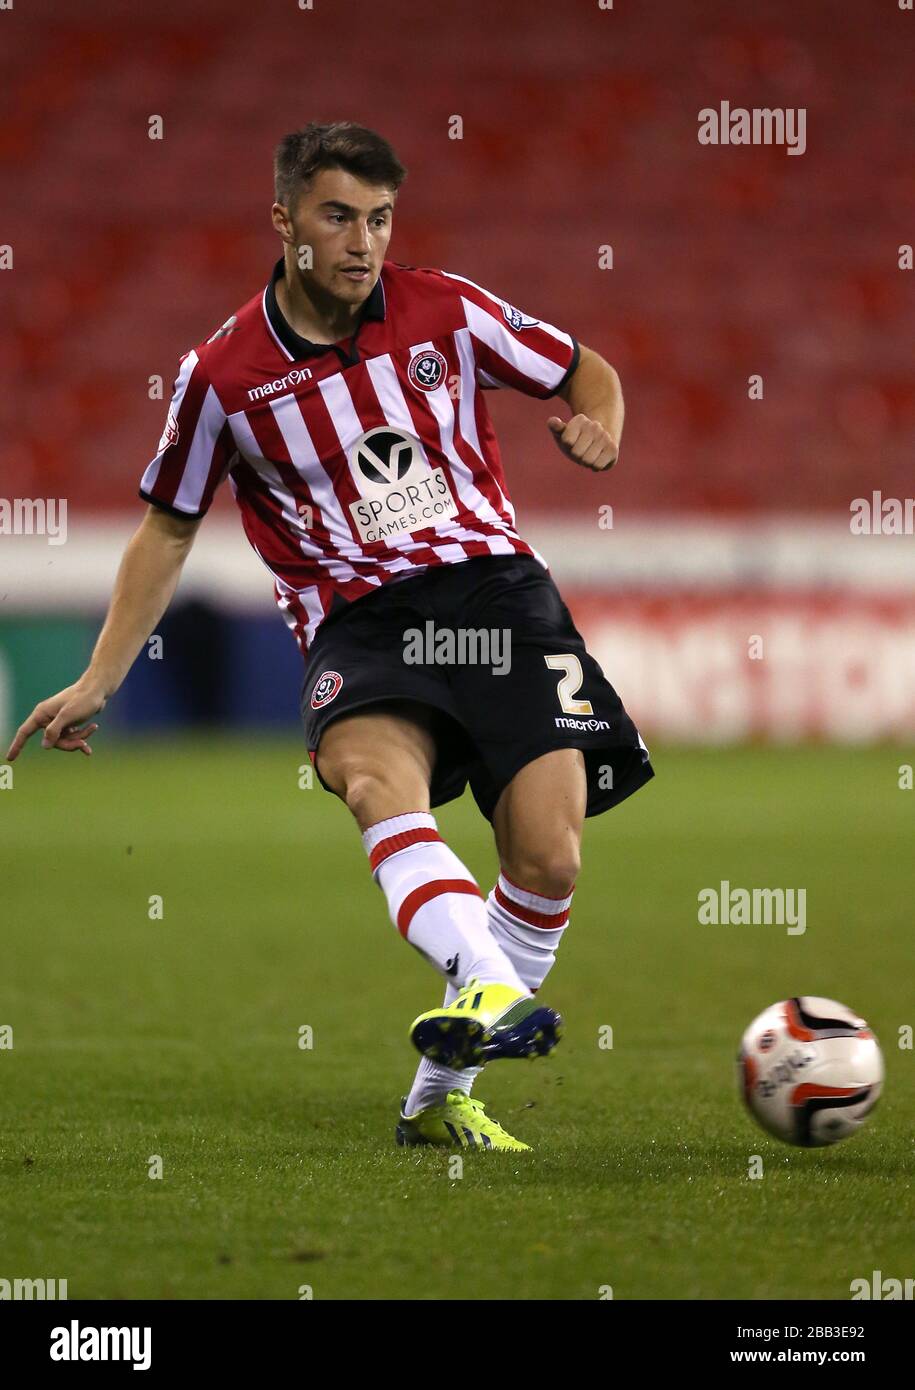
{"left": 1, "top": 737, "right": 912, "bottom": 1300}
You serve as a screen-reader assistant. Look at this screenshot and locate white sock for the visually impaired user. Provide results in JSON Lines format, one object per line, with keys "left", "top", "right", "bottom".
{"left": 486, "top": 872, "right": 572, "bottom": 991}
{"left": 363, "top": 813, "right": 527, "bottom": 991}
{"left": 404, "top": 872, "right": 574, "bottom": 1117}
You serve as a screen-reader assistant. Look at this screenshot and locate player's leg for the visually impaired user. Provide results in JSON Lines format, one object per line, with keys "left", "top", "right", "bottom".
{"left": 315, "top": 700, "right": 437, "bottom": 829}
{"left": 402, "top": 553, "right": 653, "bottom": 1130}
{"left": 403, "top": 748, "right": 583, "bottom": 1120}
{"left": 453, "top": 554, "right": 652, "bottom": 1014}
{"left": 493, "top": 747, "right": 585, "bottom": 897}
{"left": 315, "top": 700, "right": 529, "bottom": 1007}
{"left": 485, "top": 747, "right": 585, "bottom": 996}
{"left": 319, "top": 701, "right": 559, "bottom": 1119}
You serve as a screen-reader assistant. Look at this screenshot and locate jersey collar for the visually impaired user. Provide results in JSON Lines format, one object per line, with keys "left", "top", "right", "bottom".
{"left": 264, "top": 257, "right": 386, "bottom": 362}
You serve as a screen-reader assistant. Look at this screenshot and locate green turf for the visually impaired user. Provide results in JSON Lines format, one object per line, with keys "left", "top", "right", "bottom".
{"left": 1, "top": 737, "right": 912, "bottom": 1299}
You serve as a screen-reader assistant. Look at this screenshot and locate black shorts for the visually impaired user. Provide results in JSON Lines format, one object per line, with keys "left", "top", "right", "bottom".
{"left": 301, "top": 553, "right": 654, "bottom": 823}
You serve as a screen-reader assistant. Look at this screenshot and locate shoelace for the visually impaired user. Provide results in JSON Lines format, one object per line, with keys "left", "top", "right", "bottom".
{"left": 448, "top": 1092, "right": 501, "bottom": 1127}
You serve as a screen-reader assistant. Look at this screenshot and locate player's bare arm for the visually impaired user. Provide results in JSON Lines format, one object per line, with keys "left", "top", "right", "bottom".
{"left": 547, "top": 342, "right": 623, "bottom": 471}
{"left": 5, "top": 505, "right": 200, "bottom": 761}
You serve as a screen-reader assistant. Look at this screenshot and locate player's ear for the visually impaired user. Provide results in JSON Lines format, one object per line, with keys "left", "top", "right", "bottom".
{"left": 271, "top": 202, "right": 295, "bottom": 243}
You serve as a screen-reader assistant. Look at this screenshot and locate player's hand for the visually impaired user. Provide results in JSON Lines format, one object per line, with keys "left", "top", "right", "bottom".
{"left": 6, "top": 679, "right": 107, "bottom": 762}
{"left": 547, "top": 414, "right": 618, "bottom": 471}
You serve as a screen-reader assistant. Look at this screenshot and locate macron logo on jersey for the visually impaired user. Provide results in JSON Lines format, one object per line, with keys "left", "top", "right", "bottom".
{"left": 248, "top": 366, "right": 314, "bottom": 402}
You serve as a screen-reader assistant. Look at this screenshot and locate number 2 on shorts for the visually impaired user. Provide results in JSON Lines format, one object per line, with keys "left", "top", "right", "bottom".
{"left": 544, "top": 654, "right": 593, "bottom": 716}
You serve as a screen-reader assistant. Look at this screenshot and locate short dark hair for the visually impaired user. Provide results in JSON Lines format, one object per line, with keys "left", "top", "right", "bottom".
{"left": 274, "top": 121, "right": 407, "bottom": 207}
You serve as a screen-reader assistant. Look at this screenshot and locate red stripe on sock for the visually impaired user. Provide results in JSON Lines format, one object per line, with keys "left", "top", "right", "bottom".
{"left": 494, "top": 882, "right": 569, "bottom": 930}
{"left": 369, "top": 827, "right": 442, "bottom": 872}
{"left": 396, "top": 879, "right": 483, "bottom": 938}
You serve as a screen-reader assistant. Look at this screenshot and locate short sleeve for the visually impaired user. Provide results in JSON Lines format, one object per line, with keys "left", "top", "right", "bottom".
{"left": 445, "top": 271, "right": 580, "bottom": 399}
{"left": 139, "top": 350, "right": 235, "bottom": 519}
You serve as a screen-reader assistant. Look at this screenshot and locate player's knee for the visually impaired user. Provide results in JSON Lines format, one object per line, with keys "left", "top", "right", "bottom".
{"left": 335, "top": 763, "right": 418, "bottom": 823}
{"left": 504, "top": 843, "right": 580, "bottom": 900}
{"left": 342, "top": 769, "right": 384, "bottom": 819}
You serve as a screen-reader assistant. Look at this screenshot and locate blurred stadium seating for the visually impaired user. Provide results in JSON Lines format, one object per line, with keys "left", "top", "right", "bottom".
{"left": 2, "top": 0, "right": 914, "bottom": 741}
{"left": 2, "top": 0, "right": 913, "bottom": 514}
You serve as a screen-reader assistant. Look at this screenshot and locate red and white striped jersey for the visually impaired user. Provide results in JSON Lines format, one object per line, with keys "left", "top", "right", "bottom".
{"left": 140, "top": 258, "right": 580, "bottom": 653}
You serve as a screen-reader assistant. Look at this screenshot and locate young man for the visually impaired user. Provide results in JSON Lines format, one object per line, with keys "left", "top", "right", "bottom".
{"left": 7, "top": 121, "right": 652, "bottom": 1151}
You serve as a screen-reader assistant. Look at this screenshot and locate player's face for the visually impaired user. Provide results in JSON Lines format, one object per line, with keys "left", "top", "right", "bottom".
{"left": 275, "top": 167, "right": 395, "bottom": 305}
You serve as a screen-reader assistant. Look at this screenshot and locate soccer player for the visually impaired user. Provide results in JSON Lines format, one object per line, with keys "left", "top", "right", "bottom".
{"left": 7, "top": 121, "right": 653, "bottom": 1151}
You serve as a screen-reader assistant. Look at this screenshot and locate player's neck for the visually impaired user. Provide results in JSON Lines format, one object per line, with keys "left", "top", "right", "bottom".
{"left": 277, "top": 254, "right": 362, "bottom": 345}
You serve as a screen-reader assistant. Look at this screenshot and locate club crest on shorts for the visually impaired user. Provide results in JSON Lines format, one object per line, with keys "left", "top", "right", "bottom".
{"left": 310, "top": 670, "right": 344, "bottom": 709}
{"left": 407, "top": 350, "right": 447, "bottom": 392}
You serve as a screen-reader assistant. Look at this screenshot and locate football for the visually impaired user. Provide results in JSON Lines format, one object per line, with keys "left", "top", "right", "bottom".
{"left": 738, "top": 996, "right": 884, "bottom": 1147}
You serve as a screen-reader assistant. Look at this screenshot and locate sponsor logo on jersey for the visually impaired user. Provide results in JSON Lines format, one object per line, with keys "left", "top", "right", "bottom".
{"left": 248, "top": 366, "right": 314, "bottom": 402}
{"left": 157, "top": 409, "right": 180, "bottom": 452}
{"left": 347, "top": 426, "right": 458, "bottom": 544}
{"left": 310, "top": 670, "right": 344, "bottom": 709}
{"left": 554, "top": 715, "right": 610, "bottom": 732}
{"left": 407, "top": 350, "right": 447, "bottom": 392}
{"left": 500, "top": 301, "right": 540, "bottom": 331}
